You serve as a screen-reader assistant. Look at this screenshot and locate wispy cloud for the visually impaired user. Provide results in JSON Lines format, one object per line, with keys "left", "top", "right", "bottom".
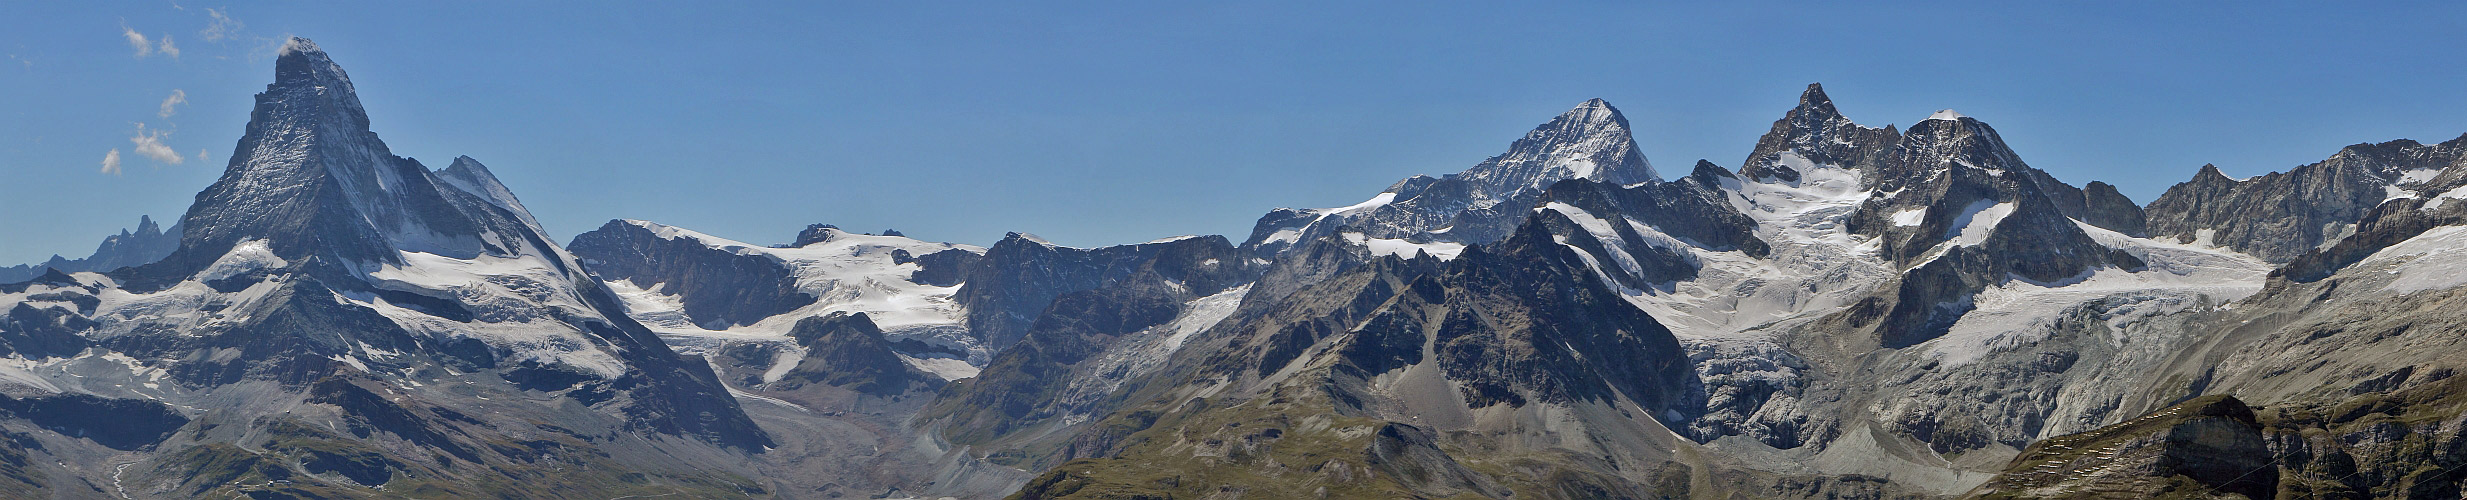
{"left": 121, "top": 24, "right": 152, "bottom": 57}
{"left": 197, "top": 149, "right": 211, "bottom": 163}
{"left": 101, "top": 149, "right": 124, "bottom": 175}
{"left": 130, "top": 123, "right": 184, "bottom": 165}
{"left": 159, "top": 89, "right": 187, "bottom": 118}
{"left": 157, "top": 35, "right": 179, "bottom": 58}
{"left": 201, "top": 8, "right": 243, "bottom": 42}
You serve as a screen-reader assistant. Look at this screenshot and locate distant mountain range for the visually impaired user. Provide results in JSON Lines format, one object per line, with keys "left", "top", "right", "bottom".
{"left": 4, "top": 39, "right": 2463, "bottom": 499}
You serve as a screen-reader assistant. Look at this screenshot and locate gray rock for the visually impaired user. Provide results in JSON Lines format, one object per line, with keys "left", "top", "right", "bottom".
{"left": 2144, "top": 134, "right": 2467, "bottom": 262}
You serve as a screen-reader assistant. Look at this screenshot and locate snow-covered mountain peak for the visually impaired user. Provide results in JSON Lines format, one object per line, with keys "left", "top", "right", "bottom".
{"left": 435, "top": 155, "right": 545, "bottom": 234}
{"left": 1455, "top": 98, "right": 1657, "bottom": 192}
{"left": 1897, "top": 110, "right": 2023, "bottom": 173}
{"left": 162, "top": 37, "right": 569, "bottom": 274}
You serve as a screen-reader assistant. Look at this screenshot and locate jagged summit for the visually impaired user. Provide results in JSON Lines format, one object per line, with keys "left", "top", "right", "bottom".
{"left": 1739, "top": 82, "right": 1900, "bottom": 183}
{"left": 1795, "top": 83, "right": 1839, "bottom": 115}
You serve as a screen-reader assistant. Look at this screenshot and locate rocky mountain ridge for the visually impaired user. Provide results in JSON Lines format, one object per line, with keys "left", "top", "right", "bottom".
{"left": 6, "top": 41, "right": 2466, "bottom": 498}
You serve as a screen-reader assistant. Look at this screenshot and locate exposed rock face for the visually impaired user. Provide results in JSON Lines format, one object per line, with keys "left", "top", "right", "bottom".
{"left": 0, "top": 393, "right": 189, "bottom": 451}
{"left": 2077, "top": 181, "right": 2147, "bottom": 236}
{"left": 2144, "top": 135, "right": 2467, "bottom": 262}
{"left": 1241, "top": 98, "right": 1663, "bottom": 255}
{"left": 1740, "top": 83, "right": 1901, "bottom": 184}
{"left": 1837, "top": 113, "right": 2145, "bottom": 348}
{"left": 955, "top": 234, "right": 1241, "bottom": 350}
{"left": 2274, "top": 195, "right": 2467, "bottom": 283}
{"left": 894, "top": 247, "right": 982, "bottom": 287}
{"left": 927, "top": 235, "right": 1260, "bottom": 445}
{"left": 761, "top": 312, "right": 943, "bottom": 395}
{"left": 0, "top": 215, "right": 182, "bottom": 284}
{"left": 1971, "top": 395, "right": 2273, "bottom": 499}
{"left": 985, "top": 214, "right": 1717, "bottom": 498}
{"left": 568, "top": 219, "right": 816, "bottom": 328}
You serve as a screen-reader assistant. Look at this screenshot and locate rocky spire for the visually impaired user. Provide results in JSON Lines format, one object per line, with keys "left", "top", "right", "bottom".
{"left": 1738, "top": 83, "right": 1899, "bottom": 184}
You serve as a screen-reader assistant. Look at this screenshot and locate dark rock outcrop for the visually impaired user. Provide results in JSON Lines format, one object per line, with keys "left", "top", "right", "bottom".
{"left": 895, "top": 247, "right": 982, "bottom": 287}
{"left": 957, "top": 234, "right": 1249, "bottom": 350}
{"left": 1973, "top": 395, "right": 2274, "bottom": 499}
{"left": 0, "top": 393, "right": 188, "bottom": 451}
{"left": 568, "top": 219, "right": 816, "bottom": 328}
{"left": 767, "top": 312, "right": 943, "bottom": 395}
{"left": 2078, "top": 181, "right": 2147, "bottom": 236}
{"left": 929, "top": 235, "right": 1261, "bottom": 444}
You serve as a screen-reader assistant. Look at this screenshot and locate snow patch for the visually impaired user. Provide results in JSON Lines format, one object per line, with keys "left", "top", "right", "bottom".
{"left": 2361, "top": 224, "right": 2467, "bottom": 294}
{"left": 197, "top": 240, "right": 288, "bottom": 281}
{"left": 1329, "top": 192, "right": 1399, "bottom": 215}
{"left": 611, "top": 221, "right": 989, "bottom": 370}
{"left": 1926, "top": 109, "right": 1967, "bottom": 122}
{"left": 898, "top": 354, "right": 981, "bottom": 381}
{"left": 1919, "top": 222, "right": 2270, "bottom": 367}
{"left": 1891, "top": 208, "right": 1927, "bottom": 227}
{"left": 1942, "top": 200, "right": 2015, "bottom": 248}
{"left": 1340, "top": 232, "right": 1465, "bottom": 261}
{"left": 2423, "top": 184, "right": 2467, "bottom": 211}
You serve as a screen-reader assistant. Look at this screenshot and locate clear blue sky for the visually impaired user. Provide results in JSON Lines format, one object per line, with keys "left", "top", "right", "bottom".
{"left": 5, "top": 2, "right": 2464, "bottom": 264}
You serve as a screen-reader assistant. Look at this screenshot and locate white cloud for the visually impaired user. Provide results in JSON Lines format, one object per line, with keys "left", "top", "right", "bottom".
{"left": 197, "top": 149, "right": 211, "bottom": 163}
{"left": 101, "top": 149, "right": 124, "bottom": 175}
{"left": 157, "top": 35, "right": 179, "bottom": 58}
{"left": 278, "top": 36, "right": 312, "bottom": 57}
{"left": 122, "top": 24, "right": 152, "bottom": 57}
{"left": 159, "top": 89, "right": 187, "bottom": 118}
{"left": 201, "top": 8, "right": 243, "bottom": 42}
{"left": 129, "top": 123, "right": 183, "bottom": 165}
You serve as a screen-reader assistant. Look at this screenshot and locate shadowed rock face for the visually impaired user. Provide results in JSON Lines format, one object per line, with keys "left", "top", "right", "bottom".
{"left": 1972, "top": 395, "right": 2273, "bottom": 499}
{"left": 770, "top": 312, "right": 943, "bottom": 396}
{"left": 2144, "top": 134, "right": 2467, "bottom": 263}
{"left": 957, "top": 234, "right": 1250, "bottom": 350}
{"left": 568, "top": 219, "right": 817, "bottom": 328}
{"left": 927, "top": 235, "right": 1262, "bottom": 445}
{"left": 985, "top": 215, "right": 1708, "bottom": 498}
{"left": 2078, "top": 181, "right": 2147, "bottom": 236}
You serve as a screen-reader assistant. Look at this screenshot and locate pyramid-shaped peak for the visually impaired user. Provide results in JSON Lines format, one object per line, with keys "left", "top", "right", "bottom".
{"left": 1797, "top": 83, "right": 1838, "bottom": 113}
{"left": 1557, "top": 98, "right": 1625, "bottom": 125}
